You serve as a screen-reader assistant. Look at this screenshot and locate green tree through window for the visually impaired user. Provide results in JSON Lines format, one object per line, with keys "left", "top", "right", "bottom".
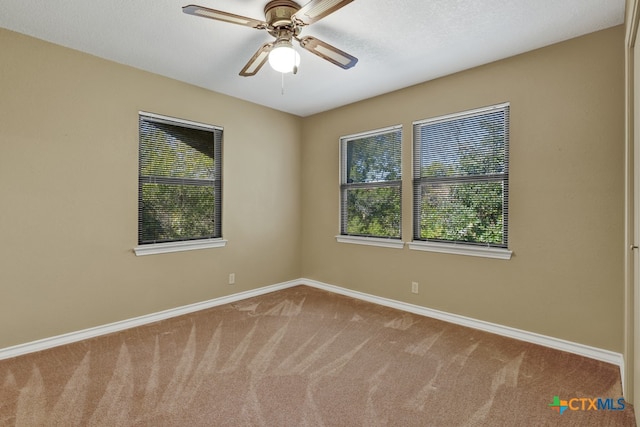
{"left": 413, "top": 104, "right": 509, "bottom": 247}
{"left": 139, "top": 113, "right": 222, "bottom": 244}
{"left": 340, "top": 126, "right": 402, "bottom": 238}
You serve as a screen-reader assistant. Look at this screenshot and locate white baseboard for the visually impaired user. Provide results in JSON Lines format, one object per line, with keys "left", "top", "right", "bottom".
{"left": 0, "top": 279, "right": 298, "bottom": 361}
{"left": 300, "top": 278, "right": 625, "bottom": 394}
{"left": 0, "top": 277, "right": 625, "bottom": 394}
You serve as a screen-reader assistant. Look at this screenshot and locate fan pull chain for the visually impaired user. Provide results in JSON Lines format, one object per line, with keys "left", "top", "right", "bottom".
{"left": 281, "top": 72, "right": 285, "bottom": 95}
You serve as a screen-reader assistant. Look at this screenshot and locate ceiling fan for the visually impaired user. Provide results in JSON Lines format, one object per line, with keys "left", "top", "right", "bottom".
{"left": 182, "top": 0, "right": 358, "bottom": 76}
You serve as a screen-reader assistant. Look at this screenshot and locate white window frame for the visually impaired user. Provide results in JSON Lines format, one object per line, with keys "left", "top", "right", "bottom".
{"left": 337, "top": 125, "right": 404, "bottom": 249}
{"left": 134, "top": 111, "right": 226, "bottom": 256}
{"left": 410, "top": 103, "right": 512, "bottom": 260}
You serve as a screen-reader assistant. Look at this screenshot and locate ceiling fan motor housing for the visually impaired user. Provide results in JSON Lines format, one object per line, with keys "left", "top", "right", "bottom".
{"left": 264, "top": 0, "right": 301, "bottom": 27}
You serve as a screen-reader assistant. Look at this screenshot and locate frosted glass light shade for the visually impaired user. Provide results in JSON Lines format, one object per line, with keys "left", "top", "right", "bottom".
{"left": 268, "top": 44, "right": 301, "bottom": 73}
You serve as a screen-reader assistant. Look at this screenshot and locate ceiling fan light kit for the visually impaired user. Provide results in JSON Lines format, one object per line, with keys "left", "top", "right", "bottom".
{"left": 269, "top": 40, "right": 301, "bottom": 74}
{"left": 183, "top": 0, "right": 357, "bottom": 77}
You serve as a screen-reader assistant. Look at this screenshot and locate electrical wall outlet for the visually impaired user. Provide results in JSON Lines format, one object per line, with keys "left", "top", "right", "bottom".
{"left": 411, "top": 281, "right": 419, "bottom": 294}
{"left": 229, "top": 273, "right": 235, "bottom": 285}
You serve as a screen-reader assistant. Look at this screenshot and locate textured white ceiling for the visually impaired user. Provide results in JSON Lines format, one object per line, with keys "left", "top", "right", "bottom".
{"left": 0, "top": 0, "right": 625, "bottom": 116}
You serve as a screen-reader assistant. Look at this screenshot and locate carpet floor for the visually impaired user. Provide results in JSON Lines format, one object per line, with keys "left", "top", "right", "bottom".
{"left": 0, "top": 285, "right": 636, "bottom": 426}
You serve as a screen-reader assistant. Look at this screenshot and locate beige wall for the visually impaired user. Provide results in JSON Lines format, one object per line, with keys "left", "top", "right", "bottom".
{"left": 0, "top": 25, "right": 627, "bottom": 355}
{"left": 0, "top": 29, "right": 302, "bottom": 348}
{"left": 301, "top": 26, "right": 625, "bottom": 352}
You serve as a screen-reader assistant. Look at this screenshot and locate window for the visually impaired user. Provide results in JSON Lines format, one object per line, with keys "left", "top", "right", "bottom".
{"left": 339, "top": 125, "right": 402, "bottom": 245}
{"left": 411, "top": 103, "right": 511, "bottom": 259}
{"left": 135, "top": 112, "right": 223, "bottom": 255}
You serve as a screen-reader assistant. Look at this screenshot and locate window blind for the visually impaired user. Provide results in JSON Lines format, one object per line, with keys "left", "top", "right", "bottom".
{"left": 138, "top": 113, "right": 222, "bottom": 245}
{"left": 340, "top": 126, "right": 402, "bottom": 238}
{"left": 413, "top": 104, "right": 509, "bottom": 247}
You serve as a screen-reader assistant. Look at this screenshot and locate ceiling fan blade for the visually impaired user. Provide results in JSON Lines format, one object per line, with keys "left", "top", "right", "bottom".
{"left": 292, "top": 0, "right": 354, "bottom": 25}
{"left": 239, "top": 42, "right": 274, "bottom": 77}
{"left": 298, "top": 36, "right": 358, "bottom": 69}
{"left": 182, "top": 5, "right": 267, "bottom": 29}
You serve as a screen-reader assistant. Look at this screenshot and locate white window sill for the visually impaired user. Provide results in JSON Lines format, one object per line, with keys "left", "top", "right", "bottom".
{"left": 336, "top": 235, "right": 405, "bottom": 249}
{"left": 134, "top": 239, "right": 227, "bottom": 256}
{"left": 408, "top": 241, "right": 512, "bottom": 260}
